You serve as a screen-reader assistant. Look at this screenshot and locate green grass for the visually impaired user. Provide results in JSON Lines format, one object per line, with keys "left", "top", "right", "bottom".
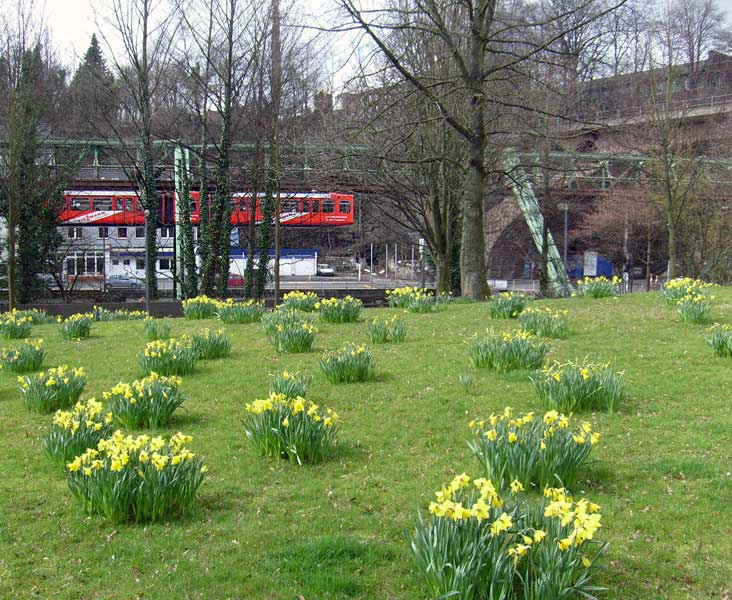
{"left": 1, "top": 292, "right": 732, "bottom": 598}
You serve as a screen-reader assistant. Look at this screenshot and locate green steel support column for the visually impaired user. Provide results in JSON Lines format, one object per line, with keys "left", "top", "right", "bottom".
{"left": 504, "top": 150, "right": 572, "bottom": 297}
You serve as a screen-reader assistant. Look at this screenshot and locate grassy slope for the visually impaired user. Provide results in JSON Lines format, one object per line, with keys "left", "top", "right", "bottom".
{"left": 1, "top": 291, "right": 731, "bottom": 600}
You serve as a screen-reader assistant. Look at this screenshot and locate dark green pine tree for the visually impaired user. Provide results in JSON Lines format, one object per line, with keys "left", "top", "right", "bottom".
{"left": 69, "top": 34, "right": 117, "bottom": 134}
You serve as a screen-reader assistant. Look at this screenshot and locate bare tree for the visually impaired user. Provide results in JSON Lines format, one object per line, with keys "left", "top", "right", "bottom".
{"left": 336, "top": 0, "right": 625, "bottom": 299}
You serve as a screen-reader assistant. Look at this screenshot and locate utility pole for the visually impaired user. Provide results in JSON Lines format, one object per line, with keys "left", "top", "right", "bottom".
{"left": 144, "top": 209, "right": 151, "bottom": 314}
{"left": 558, "top": 203, "right": 569, "bottom": 273}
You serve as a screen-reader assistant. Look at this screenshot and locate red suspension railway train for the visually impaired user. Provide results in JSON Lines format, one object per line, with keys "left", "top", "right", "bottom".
{"left": 60, "top": 190, "right": 355, "bottom": 227}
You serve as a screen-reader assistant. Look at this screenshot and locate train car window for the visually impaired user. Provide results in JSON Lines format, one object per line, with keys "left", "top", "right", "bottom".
{"left": 322, "top": 200, "right": 335, "bottom": 213}
{"left": 282, "top": 199, "right": 299, "bottom": 212}
{"left": 93, "top": 198, "right": 113, "bottom": 211}
{"left": 70, "top": 197, "right": 89, "bottom": 210}
{"left": 230, "top": 198, "right": 240, "bottom": 211}
{"left": 116, "top": 198, "right": 133, "bottom": 212}
{"left": 309, "top": 200, "right": 320, "bottom": 213}
{"left": 339, "top": 200, "right": 352, "bottom": 214}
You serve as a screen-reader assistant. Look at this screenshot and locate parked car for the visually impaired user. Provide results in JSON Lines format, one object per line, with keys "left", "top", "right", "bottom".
{"left": 316, "top": 263, "right": 336, "bottom": 276}
{"left": 105, "top": 274, "right": 143, "bottom": 292}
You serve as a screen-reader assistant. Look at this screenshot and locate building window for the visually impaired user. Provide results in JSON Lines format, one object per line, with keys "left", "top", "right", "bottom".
{"left": 136, "top": 259, "right": 145, "bottom": 271}
{"left": 159, "top": 258, "right": 171, "bottom": 270}
{"left": 68, "top": 227, "right": 83, "bottom": 240}
{"left": 136, "top": 227, "right": 145, "bottom": 238}
{"left": 112, "top": 259, "right": 120, "bottom": 266}
{"left": 66, "top": 251, "right": 104, "bottom": 276}
{"left": 160, "top": 226, "right": 174, "bottom": 239}
{"left": 118, "top": 227, "right": 127, "bottom": 238}
{"left": 92, "top": 198, "right": 113, "bottom": 211}
{"left": 123, "top": 259, "right": 131, "bottom": 267}
{"left": 98, "top": 227, "right": 109, "bottom": 239}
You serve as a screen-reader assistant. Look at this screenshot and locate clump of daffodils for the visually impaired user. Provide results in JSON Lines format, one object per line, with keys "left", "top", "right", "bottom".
{"left": 269, "top": 370, "right": 311, "bottom": 398}
{"left": 489, "top": 291, "right": 529, "bottom": 319}
{"left": 468, "top": 407, "right": 599, "bottom": 490}
{"left": 65, "top": 431, "right": 207, "bottom": 523}
{"left": 281, "top": 291, "right": 319, "bottom": 312}
{"left": 386, "top": 286, "right": 424, "bottom": 309}
{"left": 708, "top": 323, "right": 732, "bottom": 357}
{"left": 663, "top": 277, "right": 716, "bottom": 305}
{"left": 368, "top": 315, "right": 407, "bottom": 344}
{"left": 533, "top": 360, "right": 623, "bottom": 412}
{"left": 144, "top": 316, "right": 172, "bottom": 340}
{"left": 188, "top": 328, "right": 231, "bottom": 359}
{"left": 319, "top": 343, "right": 375, "bottom": 383}
{"left": 676, "top": 292, "right": 713, "bottom": 324}
{"left": 410, "top": 474, "right": 606, "bottom": 600}
{"left": 315, "top": 295, "right": 362, "bottom": 323}
{"left": 0, "top": 339, "right": 46, "bottom": 373}
{"left": 468, "top": 330, "right": 548, "bottom": 371}
{"left": 92, "top": 306, "right": 146, "bottom": 321}
{"left": 262, "top": 310, "right": 318, "bottom": 353}
{"left": 58, "top": 313, "right": 93, "bottom": 340}
{"left": 0, "top": 310, "right": 33, "bottom": 339}
{"left": 139, "top": 338, "right": 198, "bottom": 375}
{"left": 243, "top": 392, "right": 339, "bottom": 464}
{"left": 18, "top": 365, "right": 87, "bottom": 413}
{"left": 574, "top": 276, "right": 621, "bottom": 298}
{"left": 216, "top": 299, "right": 265, "bottom": 324}
{"left": 519, "top": 306, "right": 569, "bottom": 339}
{"left": 103, "top": 373, "right": 185, "bottom": 428}
{"left": 182, "top": 295, "right": 219, "bottom": 319}
{"left": 42, "top": 398, "right": 115, "bottom": 466}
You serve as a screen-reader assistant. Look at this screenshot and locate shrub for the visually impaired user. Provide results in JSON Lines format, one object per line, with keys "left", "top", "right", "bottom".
{"left": 270, "top": 370, "right": 311, "bottom": 398}
{"left": 574, "top": 276, "right": 620, "bottom": 298}
{"left": 65, "top": 431, "right": 207, "bottom": 523}
{"left": 243, "top": 392, "right": 339, "bottom": 464}
{"left": 409, "top": 474, "right": 606, "bottom": 600}
{"left": 182, "top": 295, "right": 219, "bottom": 319}
{"left": 58, "top": 314, "right": 93, "bottom": 340}
{"left": 489, "top": 292, "right": 528, "bottom": 319}
{"left": 368, "top": 315, "right": 407, "bottom": 344}
{"left": 0, "top": 339, "right": 46, "bottom": 373}
{"left": 468, "top": 408, "right": 599, "bottom": 490}
{"left": 708, "top": 323, "right": 732, "bottom": 356}
{"left": 663, "top": 277, "right": 715, "bottom": 305}
{"left": 281, "top": 291, "right": 319, "bottom": 312}
{"left": 532, "top": 360, "right": 623, "bottom": 412}
{"left": 92, "top": 306, "right": 147, "bottom": 321}
{"left": 189, "top": 328, "right": 231, "bottom": 359}
{"left": 262, "top": 310, "right": 318, "bottom": 353}
{"left": 468, "top": 330, "right": 548, "bottom": 371}
{"left": 316, "top": 296, "right": 363, "bottom": 323}
{"left": 42, "top": 398, "right": 115, "bottom": 467}
{"left": 216, "top": 299, "right": 265, "bottom": 324}
{"left": 519, "top": 307, "right": 569, "bottom": 339}
{"left": 144, "top": 317, "right": 172, "bottom": 340}
{"left": 18, "top": 365, "right": 87, "bottom": 413}
{"left": 103, "top": 373, "right": 186, "bottom": 428}
{"left": 677, "top": 293, "right": 712, "bottom": 324}
{"left": 139, "top": 339, "right": 198, "bottom": 375}
{"left": 0, "top": 311, "right": 33, "bottom": 339}
{"left": 319, "top": 343, "right": 375, "bottom": 383}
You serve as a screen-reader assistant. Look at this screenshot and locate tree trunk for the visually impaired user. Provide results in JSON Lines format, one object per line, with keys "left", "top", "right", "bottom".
{"left": 667, "top": 218, "right": 677, "bottom": 280}
{"left": 461, "top": 136, "right": 490, "bottom": 299}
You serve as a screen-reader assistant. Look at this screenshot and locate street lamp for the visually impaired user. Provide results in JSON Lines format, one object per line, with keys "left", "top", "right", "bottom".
{"left": 144, "top": 209, "right": 151, "bottom": 315}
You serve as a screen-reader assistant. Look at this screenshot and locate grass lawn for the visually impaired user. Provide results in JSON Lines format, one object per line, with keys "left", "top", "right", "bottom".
{"left": 1, "top": 291, "right": 731, "bottom": 599}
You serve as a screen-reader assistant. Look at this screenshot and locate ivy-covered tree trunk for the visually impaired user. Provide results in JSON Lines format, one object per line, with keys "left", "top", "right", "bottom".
{"left": 178, "top": 163, "right": 197, "bottom": 298}
{"left": 244, "top": 143, "right": 261, "bottom": 299}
